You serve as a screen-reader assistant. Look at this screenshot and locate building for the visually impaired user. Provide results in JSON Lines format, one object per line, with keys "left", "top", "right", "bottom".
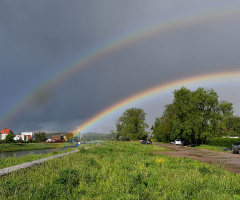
{"left": 21, "top": 132, "right": 33, "bottom": 140}
{"left": 0, "top": 128, "right": 13, "bottom": 140}
{"left": 44, "top": 134, "right": 66, "bottom": 143}
{"left": 13, "top": 132, "right": 33, "bottom": 142}
{"left": 14, "top": 134, "right": 31, "bottom": 142}
{"left": 52, "top": 134, "right": 65, "bottom": 141}
{"left": 14, "top": 135, "right": 24, "bottom": 141}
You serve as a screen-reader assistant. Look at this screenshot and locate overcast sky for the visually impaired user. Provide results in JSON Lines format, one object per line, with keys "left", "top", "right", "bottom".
{"left": 1, "top": 0, "right": 240, "bottom": 134}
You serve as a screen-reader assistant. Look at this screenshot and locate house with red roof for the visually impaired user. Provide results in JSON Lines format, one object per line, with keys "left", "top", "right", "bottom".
{"left": 0, "top": 128, "right": 13, "bottom": 140}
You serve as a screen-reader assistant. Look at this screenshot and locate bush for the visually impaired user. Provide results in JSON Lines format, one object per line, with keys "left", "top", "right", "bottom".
{"left": 208, "top": 137, "right": 240, "bottom": 148}
{"left": 5, "top": 133, "right": 14, "bottom": 143}
{"left": 54, "top": 168, "right": 81, "bottom": 187}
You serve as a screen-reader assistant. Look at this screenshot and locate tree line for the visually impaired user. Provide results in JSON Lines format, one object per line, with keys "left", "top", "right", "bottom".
{"left": 114, "top": 87, "right": 240, "bottom": 144}
{"left": 1, "top": 131, "right": 115, "bottom": 143}
{"left": 82, "top": 133, "right": 114, "bottom": 141}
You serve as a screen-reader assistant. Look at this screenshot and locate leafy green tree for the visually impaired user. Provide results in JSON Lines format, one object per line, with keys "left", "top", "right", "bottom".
{"left": 225, "top": 116, "right": 240, "bottom": 130}
{"left": 153, "top": 104, "right": 175, "bottom": 142}
{"left": 224, "top": 115, "right": 240, "bottom": 136}
{"left": 116, "top": 108, "right": 149, "bottom": 140}
{"left": 72, "top": 136, "right": 79, "bottom": 142}
{"left": 34, "top": 132, "right": 47, "bottom": 142}
{"left": 153, "top": 87, "right": 233, "bottom": 144}
{"left": 110, "top": 130, "right": 118, "bottom": 141}
{"left": 171, "top": 87, "right": 233, "bottom": 144}
{"left": 18, "top": 137, "right": 24, "bottom": 143}
{"left": 232, "top": 122, "right": 240, "bottom": 136}
{"left": 65, "top": 133, "right": 74, "bottom": 141}
{"left": 5, "top": 133, "right": 14, "bottom": 143}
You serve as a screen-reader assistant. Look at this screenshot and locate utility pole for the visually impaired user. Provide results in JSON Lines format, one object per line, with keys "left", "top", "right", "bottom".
{"left": 78, "top": 127, "right": 81, "bottom": 144}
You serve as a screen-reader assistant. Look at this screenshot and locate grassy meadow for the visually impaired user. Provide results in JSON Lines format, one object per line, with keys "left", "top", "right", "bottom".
{"left": 1, "top": 142, "right": 240, "bottom": 199}
{"left": 0, "top": 142, "right": 76, "bottom": 153}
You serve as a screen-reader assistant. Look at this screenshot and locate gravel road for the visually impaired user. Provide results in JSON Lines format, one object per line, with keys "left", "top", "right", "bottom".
{"left": 153, "top": 143, "right": 240, "bottom": 174}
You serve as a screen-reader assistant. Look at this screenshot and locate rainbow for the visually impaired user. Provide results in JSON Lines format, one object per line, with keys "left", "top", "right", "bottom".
{"left": 1, "top": 4, "right": 240, "bottom": 132}
{"left": 72, "top": 70, "right": 240, "bottom": 135}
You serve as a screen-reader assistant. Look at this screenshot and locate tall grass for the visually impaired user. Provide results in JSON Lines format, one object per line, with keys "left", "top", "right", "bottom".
{"left": 0, "top": 142, "right": 240, "bottom": 199}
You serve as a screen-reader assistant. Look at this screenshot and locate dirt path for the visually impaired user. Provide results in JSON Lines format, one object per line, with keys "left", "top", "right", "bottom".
{"left": 153, "top": 143, "right": 240, "bottom": 174}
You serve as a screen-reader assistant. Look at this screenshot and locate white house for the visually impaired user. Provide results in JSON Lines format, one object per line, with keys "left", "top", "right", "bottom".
{"left": 21, "top": 132, "right": 33, "bottom": 140}
{"left": 0, "top": 128, "right": 13, "bottom": 140}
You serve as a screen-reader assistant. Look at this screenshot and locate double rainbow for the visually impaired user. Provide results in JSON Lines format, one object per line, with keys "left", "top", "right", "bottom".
{"left": 1, "top": 4, "right": 240, "bottom": 136}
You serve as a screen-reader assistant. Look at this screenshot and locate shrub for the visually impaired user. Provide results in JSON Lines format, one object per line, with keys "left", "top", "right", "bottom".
{"left": 208, "top": 137, "right": 240, "bottom": 148}
{"left": 54, "top": 168, "right": 81, "bottom": 187}
{"left": 5, "top": 133, "right": 14, "bottom": 143}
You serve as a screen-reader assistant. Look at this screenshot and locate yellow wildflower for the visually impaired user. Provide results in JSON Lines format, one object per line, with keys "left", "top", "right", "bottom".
{"left": 156, "top": 158, "right": 165, "bottom": 165}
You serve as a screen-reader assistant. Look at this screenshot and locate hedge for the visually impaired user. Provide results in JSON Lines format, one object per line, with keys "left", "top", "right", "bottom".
{"left": 208, "top": 137, "right": 240, "bottom": 148}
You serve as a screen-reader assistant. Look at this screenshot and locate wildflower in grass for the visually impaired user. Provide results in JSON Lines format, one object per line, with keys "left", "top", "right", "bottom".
{"left": 156, "top": 158, "right": 165, "bottom": 165}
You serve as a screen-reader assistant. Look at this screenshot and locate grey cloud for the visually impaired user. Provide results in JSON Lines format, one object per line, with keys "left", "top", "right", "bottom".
{"left": 1, "top": 0, "right": 240, "bottom": 133}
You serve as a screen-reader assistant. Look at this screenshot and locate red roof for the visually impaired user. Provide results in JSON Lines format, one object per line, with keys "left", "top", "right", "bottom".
{"left": 0, "top": 128, "right": 12, "bottom": 134}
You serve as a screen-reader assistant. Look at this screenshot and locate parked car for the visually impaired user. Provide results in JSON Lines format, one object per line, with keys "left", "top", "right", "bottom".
{"left": 182, "top": 139, "right": 190, "bottom": 146}
{"left": 170, "top": 140, "right": 174, "bottom": 144}
{"left": 232, "top": 142, "right": 240, "bottom": 154}
{"left": 141, "top": 140, "right": 152, "bottom": 144}
{"left": 174, "top": 139, "right": 182, "bottom": 145}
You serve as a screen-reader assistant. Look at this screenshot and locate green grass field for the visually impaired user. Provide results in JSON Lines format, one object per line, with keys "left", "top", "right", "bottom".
{"left": 1, "top": 142, "right": 240, "bottom": 199}
{"left": 0, "top": 142, "right": 76, "bottom": 153}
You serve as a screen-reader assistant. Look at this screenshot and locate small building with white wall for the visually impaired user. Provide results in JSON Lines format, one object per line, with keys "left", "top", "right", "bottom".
{"left": 21, "top": 132, "right": 33, "bottom": 140}
{"left": 0, "top": 128, "right": 13, "bottom": 140}
{"left": 14, "top": 132, "right": 34, "bottom": 142}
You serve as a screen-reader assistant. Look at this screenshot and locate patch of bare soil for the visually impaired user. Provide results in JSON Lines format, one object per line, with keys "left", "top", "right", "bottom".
{"left": 153, "top": 143, "right": 240, "bottom": 174}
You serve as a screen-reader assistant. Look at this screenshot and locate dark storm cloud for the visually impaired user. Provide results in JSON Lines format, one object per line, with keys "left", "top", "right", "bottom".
{"left": 1, "top": 0, "right": 240, "bottom": 133}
